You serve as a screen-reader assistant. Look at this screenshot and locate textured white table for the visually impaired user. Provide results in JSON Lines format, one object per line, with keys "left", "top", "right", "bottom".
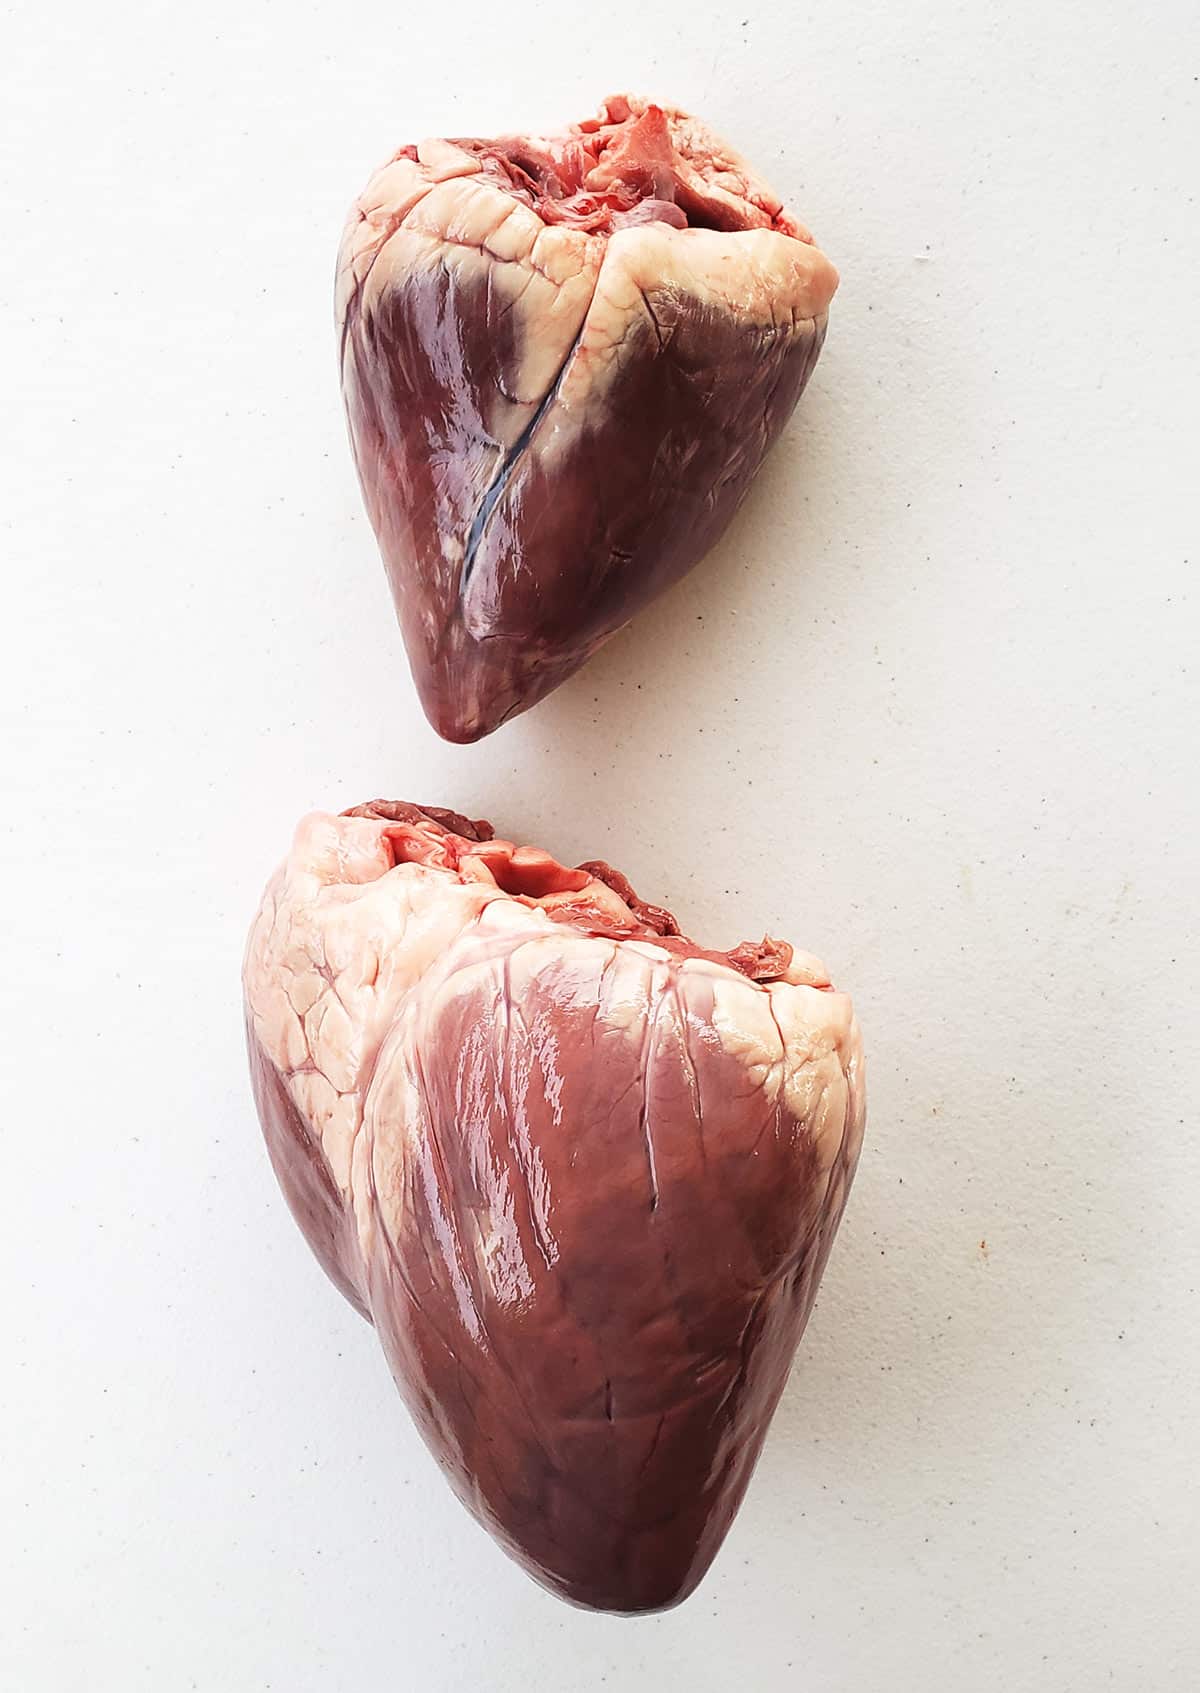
{"left": 3, "top": 2, "right": 1197, "bottom": 1688}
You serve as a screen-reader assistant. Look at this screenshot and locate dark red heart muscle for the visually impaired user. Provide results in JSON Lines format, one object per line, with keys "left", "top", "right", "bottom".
{"left": 337, "top": 96, "right": 839, "bottom": 741}
{"left": 243, "top": 802, "right": 865, "bottom": 1611}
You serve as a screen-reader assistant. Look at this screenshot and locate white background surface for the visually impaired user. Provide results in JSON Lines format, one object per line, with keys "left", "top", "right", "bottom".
{"left": 2, "top": 2, "right": 1198, "bottom": 1688}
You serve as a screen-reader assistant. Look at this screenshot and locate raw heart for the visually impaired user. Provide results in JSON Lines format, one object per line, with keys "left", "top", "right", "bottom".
{"left": 337, "top": 95, "right": 839, "bottom": 742}
{"left": 243, "top": 802, "right": 865, "bottom": 1611}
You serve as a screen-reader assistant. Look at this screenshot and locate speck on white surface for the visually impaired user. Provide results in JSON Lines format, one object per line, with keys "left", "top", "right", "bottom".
{"left": 1, "top": 3, "right": 1198, "bottom": 1689}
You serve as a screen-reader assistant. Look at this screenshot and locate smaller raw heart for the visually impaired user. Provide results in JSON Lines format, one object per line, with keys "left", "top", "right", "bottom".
{"left": 244, "top": 802, "right": 865, "bottom": 1611}
{"left": 337, "top": 95, "right": 839, "bottom": 741}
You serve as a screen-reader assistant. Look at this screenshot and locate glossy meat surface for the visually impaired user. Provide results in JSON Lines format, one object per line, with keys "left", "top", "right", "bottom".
{"left": 337, "top": 96, "right": 839, "bottom": 741}
{"left": 243, "top": 802, "right": 865, "bottom": 1610}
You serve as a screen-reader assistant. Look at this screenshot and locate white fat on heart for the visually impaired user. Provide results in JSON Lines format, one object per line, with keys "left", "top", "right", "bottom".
{"left": 246, "top": 812, "right": 492, "bottom": 1192}
{"left": 338, "top": 115, "right": 836, "bottom": 453}
{"left": 244, "top": 810, "right": 864, "bottom": 1214}
{"left": 339, "top": 168, "right": 600, "bottom": 418}
{"left": 696, "top": 962, "right": 863, "bottom": 1167}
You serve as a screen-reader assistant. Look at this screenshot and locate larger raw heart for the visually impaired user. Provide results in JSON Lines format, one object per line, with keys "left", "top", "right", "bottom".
{"left": 337, "top": 95, "right": 839, "bottom": 742}
{"left": 243, "top": 802, "right": 865, "bottom": 1611}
